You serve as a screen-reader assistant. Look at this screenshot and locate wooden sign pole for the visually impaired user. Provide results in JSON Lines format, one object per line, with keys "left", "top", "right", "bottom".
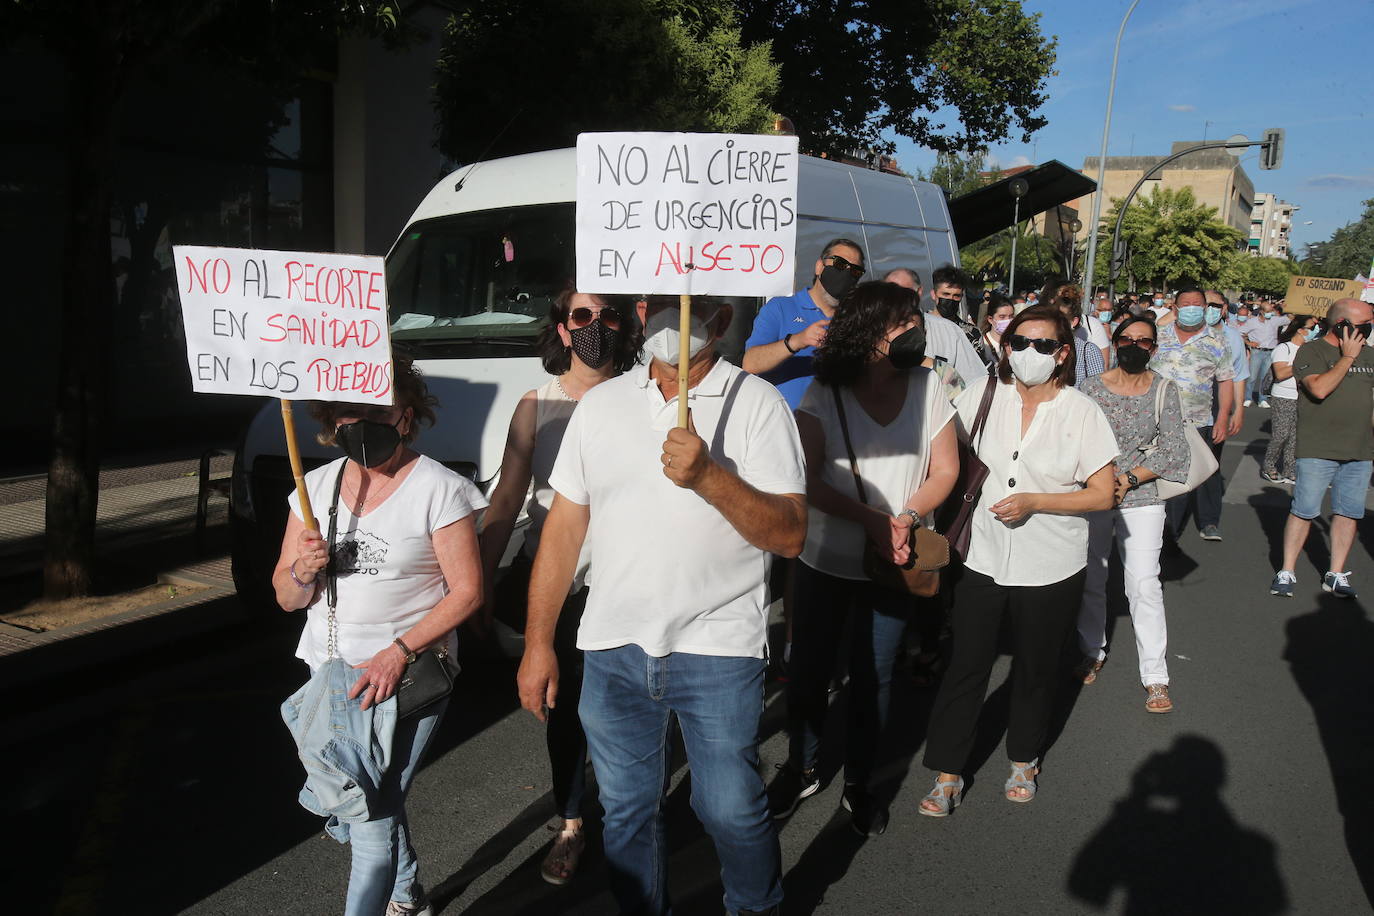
{"left": 280, "top": 399, "right": 319, "bottom": 532}
{"left": 677, "top": 294, "right": 692, "bottom": 428}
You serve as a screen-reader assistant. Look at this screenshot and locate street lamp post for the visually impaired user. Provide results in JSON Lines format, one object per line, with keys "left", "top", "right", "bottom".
{"left": 1008, "top": 178, "right": 1030, "bottom": 294}
{"left": 1082, "top": 0, "right": 1142, "bottom": 295}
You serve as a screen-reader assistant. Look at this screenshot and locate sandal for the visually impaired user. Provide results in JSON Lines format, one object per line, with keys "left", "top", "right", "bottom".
{"left": 1004, "top": 759, "right": 1039, "bottom": 803}
{"left": 1145, "top": 683, "right": 1174, "bottom": 714}
{"left": 540, "top": 823, "right": 586, "bottom": 886}
{"left": 1074, "top": 655, "right": 1106, "bottom": 685}
{"left": 910, "top": 649, "right": 946, "bottom": 688}
{"left": 917, "top": 775, "right": 964, "bottom": 817}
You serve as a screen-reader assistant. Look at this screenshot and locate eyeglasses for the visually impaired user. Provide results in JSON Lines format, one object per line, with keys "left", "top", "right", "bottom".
{"left": 1006, "top": 334, "right": 1064, "bottom": 356}
{"left": 823, "top": 254, "right": 865, "bottom": 278}
{"left": 1117, "top": 336, "right": 1156, "bottom": 351}
{"left": 568, "top": 305, "right": 622, "bottom": 331}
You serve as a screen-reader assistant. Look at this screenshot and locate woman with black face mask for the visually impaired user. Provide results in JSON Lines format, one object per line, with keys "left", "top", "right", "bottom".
{"left": 478, "top": 285, "right": 640, "bottom": 886}
{"left": 273, "top": 356, "right": 486, "bottom": 915}
{"left": 766, "top": 281, "right": 960, "bottom": 836}
{"left": 1073, "top": 316, "right": 1192, "bottom": 715}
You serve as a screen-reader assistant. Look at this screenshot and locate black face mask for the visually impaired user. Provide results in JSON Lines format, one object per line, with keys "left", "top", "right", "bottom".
{"left": 1116, "top": 345, "right": 1151, "bottom": 374}
{"left": 818, "top": 264, "right": 860, "bottom": 301}
{"left": 886, "top": 325, "right": 927, "bottom": 370}
{"left": 336, "top": 418, "right": 402, "bottom": 468}
{"left": 569, "top": 319, "right": 619, "bottom": 369}
{"left": 933, "top": 297, "right": 962, "bottom": 321}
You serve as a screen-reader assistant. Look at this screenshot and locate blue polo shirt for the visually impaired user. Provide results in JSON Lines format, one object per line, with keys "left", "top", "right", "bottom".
{"left": 745, "top": 287, "right": 826, "bottom": 409}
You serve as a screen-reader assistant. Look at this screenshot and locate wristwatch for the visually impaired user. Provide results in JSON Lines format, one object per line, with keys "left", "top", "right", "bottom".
{"left": 1125, "top": 470, "right": 1140, "bottom": 489}
{"left": 899, "top": 508, "right": 921, "bottom": 526}
{"left": 783, "top": 333, "right": 798, "bottom": 354}
{"left": 393, "top": 637, "right": 417, "bottom": 664}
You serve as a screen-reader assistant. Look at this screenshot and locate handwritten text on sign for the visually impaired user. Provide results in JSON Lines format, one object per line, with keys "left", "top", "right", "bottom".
{"left": 173, "top": 245, "right": 393, "bottom": 404}
{"left": 575, "top": 132, "right": 800, "bottom": 297}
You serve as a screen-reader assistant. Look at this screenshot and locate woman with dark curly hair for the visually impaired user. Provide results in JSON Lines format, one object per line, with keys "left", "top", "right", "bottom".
{"left": 275, "top": 355, "right": 485, "bottom": 915}
{"left": 767, "top": 281, "right": 959, "bottom": 836}
{"left": 478, "top": 284, "right": 639, "bottom": 885}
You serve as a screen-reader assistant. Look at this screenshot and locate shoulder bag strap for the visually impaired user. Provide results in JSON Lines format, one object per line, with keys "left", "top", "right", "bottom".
{"left": 831, "top": 386, "right": 869, "bottom": 505}
{"left": 968, "top": 376, "right": 998, "bottom": 450}
{"left": 324, "top": 462, "right": 346, "bottom": 660}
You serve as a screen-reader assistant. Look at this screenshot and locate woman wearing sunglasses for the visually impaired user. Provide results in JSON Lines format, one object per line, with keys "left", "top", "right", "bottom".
{"left": 479, "top": 286, "right": 640, "bottom": 885}
{"left": 920, "top": 306, "right": 1117, "bottom": 815}
{"left": 770, "top": 281, "right": 959, "bottom": 836}
{"left": 1074, "top": 316, "right": 1191, "bottom": 714}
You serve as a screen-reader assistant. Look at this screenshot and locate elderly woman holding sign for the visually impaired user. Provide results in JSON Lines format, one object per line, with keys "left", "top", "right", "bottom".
{"left": 274, "top": 355, "right": 485, "bottom": 916}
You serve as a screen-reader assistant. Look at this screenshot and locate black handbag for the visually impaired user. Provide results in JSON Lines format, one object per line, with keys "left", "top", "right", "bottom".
{"left": 326, "top": 464, "right": 457, "bottom": 720}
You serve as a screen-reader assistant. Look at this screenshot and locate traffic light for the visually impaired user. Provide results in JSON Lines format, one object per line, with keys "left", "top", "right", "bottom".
{"left": 1260, "top": 128, "right": 1285, "bottom": 170}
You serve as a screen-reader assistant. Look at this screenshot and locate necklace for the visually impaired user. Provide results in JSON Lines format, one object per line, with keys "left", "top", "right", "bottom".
{"left": 554, "top": 377, "right": 578, "bottom": 402}
{"left": 344, "top": 467, "right": 401, "bottom": 513}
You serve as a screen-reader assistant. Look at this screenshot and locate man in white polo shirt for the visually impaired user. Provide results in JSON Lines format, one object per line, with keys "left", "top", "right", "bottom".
{"left": 518, "top": 294, "right": 807, "bottom": 916}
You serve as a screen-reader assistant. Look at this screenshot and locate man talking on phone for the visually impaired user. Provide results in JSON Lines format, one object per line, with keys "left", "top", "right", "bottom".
{"left": 1271, "top": 298, "right": 1374, "bottom": 599}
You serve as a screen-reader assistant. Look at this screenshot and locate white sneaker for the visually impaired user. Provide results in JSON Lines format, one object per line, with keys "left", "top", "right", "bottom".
{"left": 1243, "top": 399, "right": 1252, "bottom": 407}
{"left": 1259, "top": 399, "right": 1271, "bottom": 408}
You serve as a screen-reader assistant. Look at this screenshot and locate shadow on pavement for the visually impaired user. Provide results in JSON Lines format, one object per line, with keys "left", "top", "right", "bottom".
{"left": 1282, "top": 594, "right": 1374, "bottom": 907}
{"left": 1067, "top": 734, "right": 1288, "bottom": 913}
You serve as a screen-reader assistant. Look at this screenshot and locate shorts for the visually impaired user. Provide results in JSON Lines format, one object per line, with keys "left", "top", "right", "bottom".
{"left": 1291, "top": 458, "right": 1373, "bottom": 520}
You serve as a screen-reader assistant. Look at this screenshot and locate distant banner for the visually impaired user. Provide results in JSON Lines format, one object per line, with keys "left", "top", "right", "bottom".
{"left": 173, "top": 246, "right": 393, "bottom": 404}
{"left": 575, "top": 132, "right": 800, "bottom": 297}
{"left": 1364, "top": 256, "right": 1374, "bottom": 304}
{"left": 1283, "top": 275, "right": 1365, "bottom": 317}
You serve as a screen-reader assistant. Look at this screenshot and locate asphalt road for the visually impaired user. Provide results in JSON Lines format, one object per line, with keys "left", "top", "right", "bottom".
{"left": 7, "top": 410, "right": 1372, "bottom": 915}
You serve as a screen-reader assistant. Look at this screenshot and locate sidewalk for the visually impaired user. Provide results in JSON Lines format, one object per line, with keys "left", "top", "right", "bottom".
{"left": 0, "top": 455, "right": 249, "bottom": 684}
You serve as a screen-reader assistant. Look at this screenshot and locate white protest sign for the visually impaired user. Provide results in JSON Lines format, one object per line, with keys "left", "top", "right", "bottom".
{"left": 173, "top": 246, "right": 393, "bottom": 405}
{"left": 576, "top": 132, "right": 800, "bottom": 297}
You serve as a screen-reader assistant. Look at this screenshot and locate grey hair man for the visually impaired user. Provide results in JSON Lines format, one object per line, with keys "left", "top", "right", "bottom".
{"left": 883, "top": 267, "right": 986, "bottom": 380}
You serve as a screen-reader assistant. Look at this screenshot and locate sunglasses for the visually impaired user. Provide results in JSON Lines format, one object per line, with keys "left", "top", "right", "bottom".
{"left": 824, "top": 254, "right": 865, "bottom": 278}
{"left": 1117, "top": 336, "right": 1156, "bottom": 351}
{"left": 1007, "top": 334, "right": 1064, "bottom": 356}
{"left": 568, "top": 305, "right": 622, "bottom": 331}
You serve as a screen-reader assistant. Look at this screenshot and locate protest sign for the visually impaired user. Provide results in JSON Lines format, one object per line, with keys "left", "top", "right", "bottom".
{"left": 173, "top": 245, "right": 393, "bottom": 405}
{"left": 575, "top": 132, "right": 800, "bottom": 298}
{"left": 1363, "top": 255, "right": 1374, "bottom": 304}
{"left": 1283, "top": 275, "right": 1364, "bottom": 317}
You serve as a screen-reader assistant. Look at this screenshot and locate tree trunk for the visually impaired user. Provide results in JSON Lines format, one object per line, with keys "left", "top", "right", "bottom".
{"left": 43, "top": 19, "right": 124, "bottom": 599}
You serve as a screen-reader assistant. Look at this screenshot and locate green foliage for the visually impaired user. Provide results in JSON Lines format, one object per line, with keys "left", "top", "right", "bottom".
{"left": 1246, "top": 256, "right": 1295, "bottom": 297}
{"left": 736, "top": 0, "right": 1056, "bottom": 157}
{"left": 1096, "top": 186, "right": 1244, "bottom": 290}
{"left": 434, "top": 0, "right": 779, "bottom": 163}
{"left": 918, "top": 150, "right": 996, "bottom": 197}
{"left": 1303, "top": 199, "right": 1374, "bottom": 280}
{"left": 961, "top": 221, "right": 1062, "bottom": 293}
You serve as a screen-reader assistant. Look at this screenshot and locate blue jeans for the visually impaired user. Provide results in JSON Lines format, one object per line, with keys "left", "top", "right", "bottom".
{"left": 344, "top": 698, "right": 447, "bottom": 916}
{"left": 1248, "top": 349, "right": 1274, "bottom": 401}
{"left": 786, "top": 560, "right": 911, "bottom": 788}
{"left": 1292, "top": 458, "right": 1373, "bottom": 520}
{"left": 580, "top": 644, "right": 782, "bottom": 915}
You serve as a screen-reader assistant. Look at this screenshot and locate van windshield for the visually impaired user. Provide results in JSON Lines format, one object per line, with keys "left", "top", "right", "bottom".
{"left": 386, "top": 203, "right": 574, "bottom": 356}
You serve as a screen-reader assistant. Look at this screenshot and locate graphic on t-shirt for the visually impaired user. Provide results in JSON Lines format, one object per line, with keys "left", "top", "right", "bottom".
{"left": 335, "top": 530, "right": 390, "bottom": 576}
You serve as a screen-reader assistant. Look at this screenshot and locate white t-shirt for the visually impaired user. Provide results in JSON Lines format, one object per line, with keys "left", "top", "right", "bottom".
{"left": 550, "top": 358, "right": 806, "bottom": 659}
{"left": 288, "top": 454, "right": 488, "bottom": 668}
{"left": 1083, "top": 317, "right": 1111, "bottom": 351}
{"left": 957, "top": 376, "right": 1118, "bottom": 587}
{"left": 1270, "top": 341, "right": 1301, "bottom": 400}
{"left": 522, "top": 379, "right": 591, "bottom": 591}
{"left": 797, "top": 370, "right": 955, "bottom": 579}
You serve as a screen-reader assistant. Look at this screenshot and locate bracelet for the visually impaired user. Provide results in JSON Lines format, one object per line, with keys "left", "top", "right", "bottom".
{"left": 393, "top": 637, "right": 418, "bottom": 664}
{"left": 899, "top": 508, "right": 921, "bottom": 526}
{"left": 783, "top": 333, "right": 798, "bottom": 354}
{"left": 288, "top": 559, "right": 317, "bottom": 589}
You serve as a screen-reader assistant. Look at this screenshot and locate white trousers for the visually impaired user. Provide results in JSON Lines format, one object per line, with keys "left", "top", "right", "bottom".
{"left": 1077, "top": 504, "right": 1170, "bottom": 686}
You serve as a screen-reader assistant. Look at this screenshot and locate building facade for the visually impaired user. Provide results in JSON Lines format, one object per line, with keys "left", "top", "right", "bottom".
{"left": 1081, "top": 141, "right": 1255, "bottom": 236}
{"left": 1249, "top": 193, "right": 1298, "bottom": 259}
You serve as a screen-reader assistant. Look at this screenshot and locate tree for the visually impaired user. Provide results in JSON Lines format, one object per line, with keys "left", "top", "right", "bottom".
{"left": 961, "top": 220, "right": 1060, "bottom": 293}
{"left": 1304, "top": 199, "right": 1374, "bottom": 280}
{"left": 434, "top": 0, "right": 779, "bottom": 163}
{"left": 5, "top": 0, "right": 401, "bottom": 598}
{"left": 917, "top": 150, "right": 996, "bottom": 197}
{"left": 1094, "top": 187, "right": 1243, "bottom": 290}
{"left": 1246, "top": 257, "right": 1294, "bottom": 297}
{"left": 736, "top": 0, "right": 1057, "bottom": 157}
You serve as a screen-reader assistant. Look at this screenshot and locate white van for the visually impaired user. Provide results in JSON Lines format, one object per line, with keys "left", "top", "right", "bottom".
{"left": 229, "top": 147, "right": 960, "bottom": 615}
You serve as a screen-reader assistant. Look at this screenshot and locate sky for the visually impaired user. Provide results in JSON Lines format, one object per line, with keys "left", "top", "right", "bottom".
{"left": 889, "top": 0, "right": 1372, "bottom": 258}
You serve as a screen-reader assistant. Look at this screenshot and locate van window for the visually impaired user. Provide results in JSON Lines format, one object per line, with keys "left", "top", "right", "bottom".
{"left": 387, "top": 203, "right": 575, "bottom": 356}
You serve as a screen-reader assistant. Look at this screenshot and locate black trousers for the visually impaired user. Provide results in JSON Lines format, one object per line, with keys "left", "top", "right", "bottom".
{"left": 922, "top": 567, "right": 1086, "bottom": 773}
{"left": 1166, "top": 425, "right": 1226, "bottom": 536}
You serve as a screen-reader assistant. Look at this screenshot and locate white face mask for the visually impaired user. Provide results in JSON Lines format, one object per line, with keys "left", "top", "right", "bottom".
{"left": 644, "top": 306, "right": 717, "bottom": 366}
{"left": 1009, "top": 346, "right": 1058, "bottom": 385}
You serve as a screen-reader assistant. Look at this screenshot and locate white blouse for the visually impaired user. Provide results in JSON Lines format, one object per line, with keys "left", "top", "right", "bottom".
{"left": 956, "top": 376, "right": 1119, "bottom": 587}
